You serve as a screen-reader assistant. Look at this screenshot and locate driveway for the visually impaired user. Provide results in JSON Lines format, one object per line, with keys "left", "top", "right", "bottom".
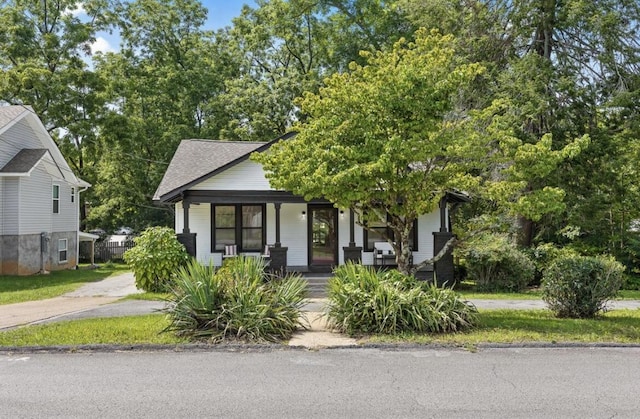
{"left": 0, "top": 272, "right": 148, "bottom": 330}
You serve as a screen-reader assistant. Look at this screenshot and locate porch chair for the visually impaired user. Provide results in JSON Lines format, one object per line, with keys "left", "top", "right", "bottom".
{"left": 223, "top": 244, "right": 238, "bottom": 259}
{"left": 262, "top": 244, "right": 271, "bottom": 258}
{"left": 373, "top": 242, "right": 396, "bottom": 267}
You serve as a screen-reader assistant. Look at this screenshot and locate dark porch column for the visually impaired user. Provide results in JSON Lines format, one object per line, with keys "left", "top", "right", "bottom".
{"left": 439, "top": 196, "right": 447, "bottom": 232}
{"left": 433, "top": 232, "right": 454, "bottom": 286}
{"left": 343, "top": 209, "right": 362, "bottom": 263}
{"left": 270, "top": 202, "right": 288, "bottom": 273}
{"left": 177, "top": 201, "right": 196, "bottom": 257}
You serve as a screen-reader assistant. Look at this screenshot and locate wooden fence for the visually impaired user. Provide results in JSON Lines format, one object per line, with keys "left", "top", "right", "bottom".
{"left": 79, "top": 241, "right": 135, "bottom": 263}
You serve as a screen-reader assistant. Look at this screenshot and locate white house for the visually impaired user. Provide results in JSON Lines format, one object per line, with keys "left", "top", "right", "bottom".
{"left": 153, "top": 133, "right": 466, "bottom": 281}
{"left": 0, "top": 105, "right": 93, "bottom": 275}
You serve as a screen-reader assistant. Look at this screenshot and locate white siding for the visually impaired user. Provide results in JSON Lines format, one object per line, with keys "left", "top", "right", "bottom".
{"left": 0, "top": 178, "right": 3, "bottom": 235}
{"left": 51, "top": 181, "right": 77, "bottom": 233}
{"left": 176, "top": 202, "right": 217, "bottom": 265}
{"left": 18, "top": 166, "right": 52, "bottom": 234}
{"left": 192, "top": 159, "right": 273, "bottom": 191}
{"left": 413, "top": 211, "right": 439, "bottom": 264}
{"left": 2, "top": 177, "right": 19, "bottom": 235}
{"left": 0, "top": 119, "right": 42, "bottom": 168}
{"left": 337, "top": 209, "right": 350, "bottom": 265}
{"left": 177, "top": 199, "right": 441, "bottom": 269}
{"left": 279, "top": 203, "right": 308, "bottom": 266}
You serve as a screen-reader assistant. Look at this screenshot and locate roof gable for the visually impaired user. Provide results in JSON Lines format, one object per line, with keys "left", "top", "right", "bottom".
{"left": 0, "top": 105, "right": 90, "bottom": 187}
{"left": 154, "top": 132, "right": 296, "bottom": 202}
{"left": 0, "top": 149, "right": 48, "bottom": 175}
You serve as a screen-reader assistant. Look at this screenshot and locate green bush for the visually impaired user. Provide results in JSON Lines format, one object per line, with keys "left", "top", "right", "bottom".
{"left": 123, "top": 227, "right": 189, "bottom": 292}
{"left": 163, "top": 256, "right": 307, "bottom": 343}
{"left": 623, "top": 274, "right": 640, "bottom": 291}
{"left": 542, "top": 255, "right": 625, "bottom": 318}
{"left": 326, "top": 263, "right": 477, "bottom": 335}
{"left": 527, "top": 243, "right": 579, "bottom": 285}
{"left": 461, "top": 234, "right": 534, "bottom": 292}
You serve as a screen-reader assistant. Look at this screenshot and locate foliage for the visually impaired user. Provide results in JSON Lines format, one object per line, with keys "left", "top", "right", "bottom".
{"left": 123, "top": 227, "right": 189, "bottom": 292}
{"left": 163, "top": 257, "right": 307, "bottom": 343}
{"left": 255, "top": 28, "right": 587, "bottom": 275}
{"left": 622, "top": 275, "right": 640, "bottom": 291}
{"left": 460, "top": 234, "right": 535, "bottom": 292}
{"left": 542, "top": 255, "right": 625, "bottom": 318}
{"left": 326, "top": 263, "right": 477, "bottom": 335}
{"left": 525, "top": 243, "right": 579, "bottom": 285}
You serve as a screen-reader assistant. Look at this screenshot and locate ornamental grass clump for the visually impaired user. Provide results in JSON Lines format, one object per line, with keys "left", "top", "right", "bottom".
{"left": 326, "top": 263, "right": 477, "bottom": 335}
{"left": 542, "top": 255, "right": 625, "bottom": 318}
{"left": 163, "top": 256, "right": 307, "bottom": 343}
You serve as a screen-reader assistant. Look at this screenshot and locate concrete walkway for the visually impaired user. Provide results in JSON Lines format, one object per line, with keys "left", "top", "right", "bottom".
{"left": 0, "top": 272, "right": 142, "bottom": 330}
{"left": 2, "top": 273, "right": 640, "bottom": 349}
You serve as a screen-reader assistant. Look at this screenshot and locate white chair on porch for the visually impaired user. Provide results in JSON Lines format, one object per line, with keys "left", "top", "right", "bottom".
{"left": 223, "top": 244, "right": 238, "bottom": 259}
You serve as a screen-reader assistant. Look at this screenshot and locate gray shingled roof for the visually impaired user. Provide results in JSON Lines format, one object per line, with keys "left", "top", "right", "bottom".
{"left": 0, "top": 105, "right": 32, "bottom": 130}
{"left": 154, "top": 139, "right": 267, "bottom": 201}
{"left": 0, "top": 149, "right": 48, "bottom": 174}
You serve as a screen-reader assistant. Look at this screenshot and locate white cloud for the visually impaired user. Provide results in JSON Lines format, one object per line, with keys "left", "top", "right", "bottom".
{"left": 91, "top": 37, "right": 115, "bottom": 54}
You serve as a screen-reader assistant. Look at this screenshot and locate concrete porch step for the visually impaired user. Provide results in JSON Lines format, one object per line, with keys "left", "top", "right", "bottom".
{"left": 304, "top": 276, "right": 331, "bottom": 298}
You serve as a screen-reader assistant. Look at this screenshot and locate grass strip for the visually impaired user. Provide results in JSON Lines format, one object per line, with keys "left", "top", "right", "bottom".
{"left": 457, "top": 289, "right": 640, "bottom": 300}
{"left": 2, "top": 309, "right": 640, "bottom": 347}
{"left": 0, "top": 315, "right": 185, "bottom": 347}
{"left": 364, "top": 309, "right": 640, "bottom": 345}
{"left": 0, "top": 265, "right": 130, "bottom": 305}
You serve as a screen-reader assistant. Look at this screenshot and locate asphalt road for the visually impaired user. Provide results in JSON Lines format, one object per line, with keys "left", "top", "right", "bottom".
{"left": 1, "top": 346, "right": 639, "bottom": 418}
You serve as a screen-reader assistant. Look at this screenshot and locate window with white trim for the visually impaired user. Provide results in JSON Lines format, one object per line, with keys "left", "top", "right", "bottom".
{"left": 59, "top": 239, "right": 68, "bottom": 263}
{"left": 52, "top": 185, "right": 60, "bottom": 214}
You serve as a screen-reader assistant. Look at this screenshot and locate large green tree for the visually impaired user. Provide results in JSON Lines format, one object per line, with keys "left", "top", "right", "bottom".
{"left": 255, "top": 29, "right": 587, "bottom": 274}
{"left": 89, "top": 0, "right": 233, "bottom": 230}
{"left": 403, "top": 0, "right": 640, "bottom": 255}
{"left": 0, "top": 0, "right": 114, "bottom": 227}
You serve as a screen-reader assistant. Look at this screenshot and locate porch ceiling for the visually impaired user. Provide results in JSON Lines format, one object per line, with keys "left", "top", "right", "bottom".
{"left": 181, "top": 189, "right": 331, "bottom": 204}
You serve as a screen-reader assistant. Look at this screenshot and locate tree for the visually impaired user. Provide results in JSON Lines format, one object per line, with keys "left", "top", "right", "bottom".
{"left": 0, "top": 0, "right": 114, "bottom": 228}
{"left": 255, "top": 29, "right": 587, "bottom": 275}
{"left": 89, "top": 0, "right": 232, "bottom": 230}
{"left": 402, "top": 0, "right": 640, "bottom": 253}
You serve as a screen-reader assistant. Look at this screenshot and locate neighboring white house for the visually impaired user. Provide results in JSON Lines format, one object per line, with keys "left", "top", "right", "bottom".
{"left": 0, "top": 105, "right": 92, "bottom": 275}
{"left": 154, "top": 133, "right": 466, "bottom": 281}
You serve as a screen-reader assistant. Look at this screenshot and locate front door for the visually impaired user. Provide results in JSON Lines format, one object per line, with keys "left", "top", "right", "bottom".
{"left": 308, "top": 205, "right": 338, "bottom": 270}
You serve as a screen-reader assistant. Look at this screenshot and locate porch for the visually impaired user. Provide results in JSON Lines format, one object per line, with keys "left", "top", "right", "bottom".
{"left": 172, "top": 189, "right": 457, "bottom": 283}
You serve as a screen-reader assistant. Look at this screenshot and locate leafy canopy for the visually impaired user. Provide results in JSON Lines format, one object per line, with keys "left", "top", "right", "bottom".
{"left": 255, "top": 28, "right": 587, "bottom": 273}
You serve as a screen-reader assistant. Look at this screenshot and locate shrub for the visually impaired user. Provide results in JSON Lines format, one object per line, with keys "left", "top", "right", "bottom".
{"left": 326, "top": 263, "right": 477, "bottom": 335}
{"left": 542, "top": 255, "right": 625, "bottom": 318}
{"left": 461, "top": 234, "right": 534, "bottom": 292}
{"left": 527, "top": 243, "right": 579, "bottom": 285}
{"left": 163, "top": 256, "right": 307, "bottom": 343}
{"left": 123, "top": 227, "right": 189, "bottom": 292}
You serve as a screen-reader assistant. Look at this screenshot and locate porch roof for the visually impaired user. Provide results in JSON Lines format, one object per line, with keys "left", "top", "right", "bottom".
{"left": 182, "top": 189, "right": 330, "bottom": 204}
{"left": 154, "top": 132, "right": 296, "bottom": 203}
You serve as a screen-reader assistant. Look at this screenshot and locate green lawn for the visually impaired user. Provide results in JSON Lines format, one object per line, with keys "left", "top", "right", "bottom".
{"left": 0, "top": 264, "right": 130, "bottom": 305}
{"left": 0, "top": 314, "right": 184, "bottom": 347}
{"left": 2, "top": 309, "right": 640, "bottom": 347}
{"left": 365, "top": 309, "right": 640, "bottom": 345}
{"left": 456, "top": 287, "right": 640, "bottom": 300}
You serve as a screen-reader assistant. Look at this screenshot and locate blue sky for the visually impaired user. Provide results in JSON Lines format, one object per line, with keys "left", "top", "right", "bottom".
{"left": 203, "top": 0, "right": 257, "bottom": 30}
{"left": 89, "top": 0, "right": 257, "bottom": 54}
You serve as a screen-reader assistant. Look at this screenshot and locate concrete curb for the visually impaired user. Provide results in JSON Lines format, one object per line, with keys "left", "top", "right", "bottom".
{"left": 2, "top": 341, "right": 640, "bottom": 355}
